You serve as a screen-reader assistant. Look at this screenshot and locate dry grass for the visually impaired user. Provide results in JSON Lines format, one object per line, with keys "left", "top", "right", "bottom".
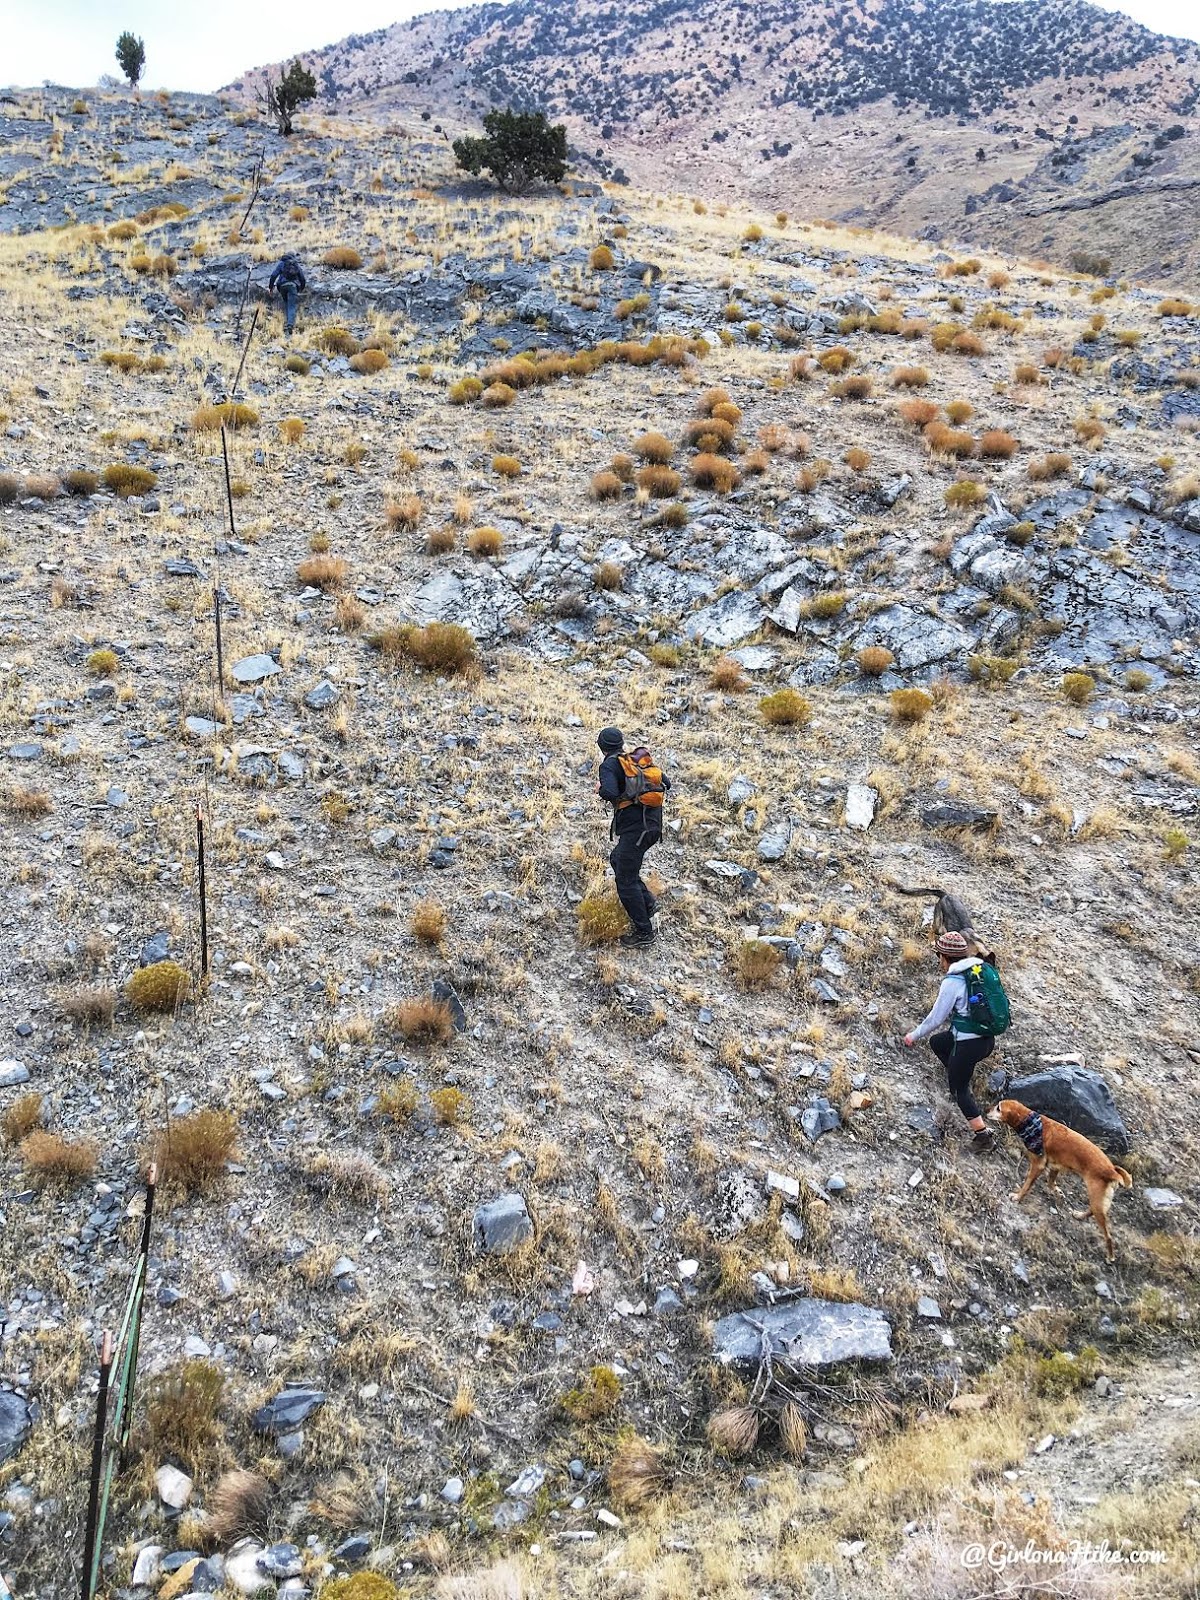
{"left": 979, "top": 429, "right": 1018, "bottom": 459}
{"left": 206, "top": 1468, "right": 270, "bottom": 1542}
{"left": 144, "top": 1359, "right": 225, "bottom": 1470}
{"left": 1, "top": 1092, "right": 43, "bottom": 1146}
{"left": 20, "top": 1130, "right": 98, "bottom": 1186}
{"left": 591, "top": 470, "right": 623, "bottom": 501}
{"left": 898, "top": 397, "right": 939, "bottom": 428}
{"left": 857, "top": 645, "right": 894, "bottom": 677}
{"left": 637, "top": 464, "right": 682, "bottom": 498}
{"left": 1062, "top": 671, "right": 1095, "bottom": 705}
{"left": 350, "top": 348, "right": 388, "bottom": 375}
{"left": 1028, "top": 452, "right": 1073, "bottom": 481}
{"left": 691, "top": 452, "right": 740, "bottom": 492}
{"left": 101, "top": 463, "right": 156, "bottom": 497}
{"left": 190, "top": 401, "right": 258, "bottom": 432}
{"left": 385, "top": 997, "right": 455, "bottom": 1046}
{"left": 759, "top": 689, "right": 811, "bottom": 726}
{"left": 153, "top": 1109, "right": 239, "bottom": 1193}
{"left": 735, "top": 939, "right": 782, "bottom": 989}
{"left": 59, "top": 985, "right": 116, "bottom": 1030}
{"left": 296, "top": 554, "right": 349, "bottom": 591}
{"left": 709, "top": 656, "right": 748, "bottom": 692}
{"left": 430, "top": 1086, "right": 469, "bottom": 1125}
{"left": 468, "top": 526, "right": 504, "bottom": 557}
{"left": 427, "top": 526, "right": 456, "bottom": 555}
{"left": 608, "top": 1434, "right": 671, "bottom": 1509}
{"left": 3, "top": 785, "right": 52, "bottom": 819}
{"left": 577, "top": 892, "right": 629, "bottom": 945}
{"left": 707, "top": 1406, "right": 760, "bottom": 1457}
{"left": 491, "top": 454, "right": 522, "bottom": 478}
{"left": 323, "top": 246, "right": 363, "bottom": 269}
{"left": 890, "top": 688, "right": 935, "bottom": 722}
{"left": 594, "top": 560, "right": 624, "bottom": 591}
{"left": 633, "top": 430, "right": 673, "bottom": 463}
{"left": 317, "top": 327, "right": 360, "bottom": 356}
{"left": 126, "top": 960, "right": 190, "bottom": 1015}
{"left": 411, "top": 900, "right": 447, "bottom": 945}
{"left": 372, "top": 622, "right": 478, "bottom": 676}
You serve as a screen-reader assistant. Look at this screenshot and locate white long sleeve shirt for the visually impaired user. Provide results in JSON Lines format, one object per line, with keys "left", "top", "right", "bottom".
{"left": 910, "top": 958, "right": 977, "bottom": 1041}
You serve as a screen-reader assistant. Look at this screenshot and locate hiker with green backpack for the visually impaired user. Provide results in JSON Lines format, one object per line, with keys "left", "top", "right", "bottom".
{"left": 903, "top": 930, "right": 1011, "bottom": 1153}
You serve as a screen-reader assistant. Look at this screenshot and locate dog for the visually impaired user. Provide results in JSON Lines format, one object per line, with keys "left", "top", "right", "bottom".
{"left": 894, "top": 884, "right": 985, "bottom": 947}
{"left": 989, "top": 1098, "right": 1132, "bottom": 1259}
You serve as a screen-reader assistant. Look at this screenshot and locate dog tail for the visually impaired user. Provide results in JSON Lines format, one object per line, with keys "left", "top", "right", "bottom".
{"left": 1113, "top": 1166, "right": 1133, "bottom": 1188}
{"left": 892, "top": 884, "right": 945, "bottom": 898}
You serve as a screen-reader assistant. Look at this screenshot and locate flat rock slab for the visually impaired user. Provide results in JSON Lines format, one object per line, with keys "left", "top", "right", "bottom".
{"left": 712, "top": 1298, "right": 892, "bottom": 1367}
{"left": 921, "top": 802, "right": 998, "bottom": 830}
{"left": 1006, "top": 1065, "right": 1131, "bottom": 1157}
{"left": 231, "top": 654, "right": 280, "bottom": 685}
{"left": 844, "top": 783, "right": 877, "bottom": 831}
{"left": 0, "top": 1389, "right": 32, "bottom": 1463}
{"left": 251, "top": 1386, "right": 325, "bottom": 1434}
{"left": 473, "top": 1191, "right": 533, "bottom": 1254}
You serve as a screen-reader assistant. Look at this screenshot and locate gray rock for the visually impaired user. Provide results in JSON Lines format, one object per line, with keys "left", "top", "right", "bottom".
{"left": 757, "top": 821, "right": 792, "bottom": 861}
{"left": 916, "top": 1296, "right": 942, "bottom": 1320}
{"left": 333, "top": 1536, "right": 370, "bottom": 1562}
{"left": 654, "top": 1287, "right": 684, "bottom": 1315}
{"left": 165, "top": 557, "right": 205, "bottom": 578}
{"left": 1144, "top": 1187, "right": 1182, "bottom": 1209}
{"left": 506, "top": 1463, "right": 547, "bottom": 1497}
{"left": 0, "top": 1390, "right": 31, "bottom": 1464}
{"left": 878, "top": 474, "right": 912, "bottom": 508}
{"left": 712, "top": 1299, "right": 892, "bottom": 1367}
{"left": 844, "top": 784, "right": 876, "bottom": 831}
{"left": 921, "top": 802, "right": 998, "bottom": 830}
{"left": 184, "top": 716, "right": 221, "bottom": 737}
{"left": 801, "top": 1098, "right": 841, "bottom": 1142}
{"left": 190, "top": 1556, "right": 226, "bottom": 1592}
{"left": 230, "top": 653, "right": 280, "bottom": 685}
{"left": 1006, "top": 1065, "right": 1131, "bottom": 1156}
{"left": 431, "top": 979, "right": 467, "bottom": 1031}
{"left": 442, "top": 1477, "right": 465, "bottom": 1503}
{"left": 257, "top": 1544, "right": 303, "bottom": 1580}
{"left": 0, "top": 1061, "right": 30, "bottom": 1088}
{"left": 492, "top": 1499, "right": 530, "bottom": 1532}
{"left": 8, "top": 743, "right": 42, "bottom": 761}
{"left": 303, "top": 680, "right": 340, "bottom": 710}
{"left": 131, "top": 1545, "right": 164, "bottom": 1586}
{"left": 473, "top": 1192, "right": 533, "bottom": 1255}
{"left": 251, "top": 1386, "right": 325, "bottom": 1435}
{"left": 727, "top": 775, "right": 756, "bottom": 805}
{"left": 684, "top": 589, "right": 764, "bottom": 648}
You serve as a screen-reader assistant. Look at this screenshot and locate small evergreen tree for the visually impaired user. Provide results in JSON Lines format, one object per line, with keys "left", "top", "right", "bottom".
{"left": 453, "top": 108, "right": 568, "bottom": 194}
{"left": 260, "top": 60, "right": 317, "bottom": 136}
{"left": 115, "top": 32, "right": 145, "bottom": 89}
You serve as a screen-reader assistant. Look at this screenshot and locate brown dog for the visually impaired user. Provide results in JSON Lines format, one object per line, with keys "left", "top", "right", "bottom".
{"left": 989, "top": 1098, "right": 1133, "bottom": 1259}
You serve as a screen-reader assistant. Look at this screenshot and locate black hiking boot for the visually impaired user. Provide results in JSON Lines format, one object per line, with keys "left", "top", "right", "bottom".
{"left": 620, "top": 928, "right": 656, "bottom": 948}
{"left": 969, "top": 1127, "right": 997, "bottom": 1155}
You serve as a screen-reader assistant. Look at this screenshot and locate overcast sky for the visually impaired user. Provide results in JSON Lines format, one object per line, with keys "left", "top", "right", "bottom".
{"left": 3, "top": 0, "right": 1198, "bottom": 94}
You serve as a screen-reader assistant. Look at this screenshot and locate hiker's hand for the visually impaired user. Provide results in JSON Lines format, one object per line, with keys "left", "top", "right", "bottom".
{"left": 903, "top": 1032, "right": 916, "bottom": 1048}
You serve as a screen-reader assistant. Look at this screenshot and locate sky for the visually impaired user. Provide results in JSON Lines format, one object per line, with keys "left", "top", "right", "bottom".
{"left": 2, "top": 0, "right": 1199, "bottom": 95}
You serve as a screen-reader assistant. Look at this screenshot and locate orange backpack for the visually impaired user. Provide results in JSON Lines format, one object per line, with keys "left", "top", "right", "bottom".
{"left": 617, "top": 747, "right": 665, "bottom": 810}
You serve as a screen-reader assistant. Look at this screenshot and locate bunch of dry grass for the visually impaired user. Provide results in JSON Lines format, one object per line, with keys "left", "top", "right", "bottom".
{"left": 591, "top": 470, "right": 623, "bottom": 501}
{"left": 206, "top": 1468, "right": 271, "bottom": 1542}
{"left": 20, "top": 1130, "right": 98, "bottom": 1186}
{"left": 735, "top": 939, "right": 782, "bottom": 989}
{"left": 350, "top": 348, "right": 388, "bottom": 375}
{"left": 759, "top": 688, "right": 811, "bottom": 726}
{"left": 2, "top": 1092, "right": 43, "bottom": 1146}
{"left": 857, "top": 645, "right": 894, "bottom": 677}
{"left": 594, "top": 560, "right": 624, "bottom": 591}
{"left": 384, "top": 495, "right": 422, "bottom": 530}
{"left": 607, "top": 1434, "right": 671, "bottom": 1510}
{"left": 890, "top": 687, "right": 935, "bottom": 722}
{"left": 3, "top": 785, "right": 53, "bottom": 819}
{"left": 296, "top": 555, "right": 349, "bottom": 592}
{"left": 706, "top": 1406, "right": 760, "bottom": 1457}
{"left": 831, "top": 374, "right": 873, "bottom": 400}
{"left": 371, "top": 622, "right": 477, "bottom": 676}
{"left": 898, "top": 397, "right": 939, "bottom": 428}
{"left": 411, "top": 900, "right": 447, "bottom": 944}
{"left": 1028, "top": 453, "right": 1072, "bottom": 481}
{"left": 892, "top": 365, "right": 929, "bottom": 388}
{"left": 145, "top": 1359, "right": 225, "bottom": 1469}
{"left": 102, "top": 463, "right": 157, "bottom": 497}
{"left": 323, "top": 246, "right": 363, "bottom": 270}
{"left": 633, "top": 430, "right": 673, "bottom": 464}
{"left": 577, "top": 892, "right": 629, "bottom": 945}
{"left": 637, "top": 464, "right": 682, "bottom": 498}
{"left": 709, "top": 656, "right": 748, "bottom": 692}
{"left": 385, "top": 997, "right": 455, "bottom": 1046}
{"left": 126, "top": 960, "right": 190, "bottom": 1015}
{"left": 154, "top": 1109, "right": 238, "bottom": 1193}
{"left": 60, "top": 985, "right": 116, "bottom": 1030}
{"left": 818, "top": 346, "right": 855, "bottom": 374}
{"left": 691, "top": 453, "right": 740, "bottom": 492}
{"left": 979, "top": 429, "right": 1018, "bottom": 459}
{"left": 945, "top": 480, "right": 987, "bottom": 508}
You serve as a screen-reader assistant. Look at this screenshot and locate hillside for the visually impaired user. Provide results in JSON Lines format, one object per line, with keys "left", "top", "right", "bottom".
{"left": 0, "top": 84, "right": 1198, "bottom": 1600}
{"left": 229, "top": 0, "right": 1200, "bottom": 285}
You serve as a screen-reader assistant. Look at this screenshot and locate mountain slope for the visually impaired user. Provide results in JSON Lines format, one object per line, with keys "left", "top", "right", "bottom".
{"left": 229, "top": 0, "right": 1200, "bottom": 284}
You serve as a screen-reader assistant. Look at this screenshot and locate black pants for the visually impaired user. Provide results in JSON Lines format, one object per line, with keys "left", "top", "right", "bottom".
{"left": 929, "top": 1030, "right": 994, "bottom": 1121}
{"left": 280, "top": 283, "right": 298, "bottom": 332}
{"left": 610, "top": 825, "right": 659, "bottom": 934}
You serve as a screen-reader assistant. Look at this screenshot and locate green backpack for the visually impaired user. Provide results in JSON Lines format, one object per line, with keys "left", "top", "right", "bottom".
{"left": 957, "top": 961, "right": 1010, "bottom": 1037}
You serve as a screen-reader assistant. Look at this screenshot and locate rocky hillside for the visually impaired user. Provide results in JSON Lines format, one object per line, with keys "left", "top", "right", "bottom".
{"left": 229, "top": 0, "right": 1200, "bottom": 285}
{"left": 0, "top": 86, "right": 1198, "bottom": 1600}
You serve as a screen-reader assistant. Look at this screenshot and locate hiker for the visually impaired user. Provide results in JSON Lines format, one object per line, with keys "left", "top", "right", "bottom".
{"left": 903, "top": 930, "right": 1010, "bottom": 1153}
{"left": 596, "top": 726, "right": 670, "bottom": 948}
{"left": 268, "top": 252, "right": 306, "bottom": 334}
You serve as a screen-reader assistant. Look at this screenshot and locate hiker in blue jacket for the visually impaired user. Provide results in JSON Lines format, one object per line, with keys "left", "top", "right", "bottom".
{"left": 268, "top": 253, "right": 306, "bottom": 334}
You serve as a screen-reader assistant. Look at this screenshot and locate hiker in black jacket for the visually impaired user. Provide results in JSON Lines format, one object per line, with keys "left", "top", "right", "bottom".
{"left": 597, "top": 726, "right": 670, "bottom": 948}
{"left": 268, "top": 253, "right": 306, "bottom": 334}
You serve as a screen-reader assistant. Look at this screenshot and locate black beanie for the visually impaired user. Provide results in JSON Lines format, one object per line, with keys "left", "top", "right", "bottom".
{"left": 597, "top": 726, "right": 624, "bottom": 752}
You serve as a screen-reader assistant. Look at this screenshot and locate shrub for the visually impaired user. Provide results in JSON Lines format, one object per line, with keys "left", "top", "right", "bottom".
{"left": 1074, "top": 416, "right": 1107, "bottom": 444}
{"left": 760, "top": 689, "right": 811, "bottom": 726}
{"left": 616, "top": 294, "right": 652, "bottom": 321}
{"left": 1, "top": 1092, "right": 43, "bottom": 1146}
{"left": 21, "top": 1131, "right": 98, "bottom": 1186}
{"left": 648, "top": 642, "right": 681, "bottom": 667}
{"left": 736, "top": 940, "right": 782, "bottom": 989}
{"left": 126, "top": 960, "right": 190, "bottom": 1015}
{"left": 372, "top": 621, "right": 477, "bottom": 675}
{"left": 1062, "top": 671, "right": 1095, "bottom": 705}
{"left": 796, "top": 461, "right": 832, "bottom": 493}
{"left": 108, "top": 219, "right": 139, "bottom": 240}
{"left": 691, "top": 453, "right": 740, "bottom": 493}
{"left": 491, "top": 454, "right": 521, "bottom": 478}
{"left": 634, "top": 431, "right": 673, "bottom": 464}
{"left": 801, "top": 591, "right": 847, "bottom": 619}
{"left": 350, "top": 349, "right": 388, "bottom": 375}
{"left": 659, "top": 501, "right": 689, "bottom": 529}
{"left": 102, "top": 463, "right": 156, "bottom": 497}
{"left": 591, "top": 469, "right": 624, "bottom": 501}
{"left": 743, "top": 448, "right": 769, "bottom": 476}
{"left": 190, "top": 401, "right": 258, "bottom": 432}
{"left": 594, "top": 560, "right": 623, "bottom": 591}
{"left": 637, "top": 465, "right": 682, "bottom": 498}
{"left": 384, "top": 495, "right": 422, "bottom": 531}
{"left": 377, "top": 1081, "right": 419, "bottom": 1121}
{"left": 317, "top": 327, "right": 360, "bottom": 356}
{"left": 3, "top": 786, "right": 52, "bottom": 819}
{"left": 144, "top": 1360, "right": 225, "bottom": 1466}
{"left": 968, "top": 654, "right": 1019, "bottom": 685}
{"left": 101, "top": 350, "right": 141, "bottom": 373}
{"left": 945, "top": 400, "right": 974, "bottom": 425}
{"left": 385, "top": 997, "right": 455, "bottom": 1046}
{"left": 468, "top": 526, "right": 503, "bottom": 557}
{"left": 207, "top": 1469, "right": 270, "bottom": 1543}
{"left": 608, "top": 1434, "right": 670, "bottom": 1510}
{"left": 150, "top": 253, "right": 178, "bottom": 278}
{"left": 857, "top": 646, "right": 894, "bottom": 677}
{"left": 1157, "top": 298, "right": 1194, "bottom": 318}
{"left": 610, "top": 453, "right": 635, "bottom": 483}
{"left": 285, "top": 354, "right": 310, "bottom": 375}
{"left": 430, "top": 1086, "right": 468, "bottom": 1125}
{"left": 446, "top": 375, "right": 483, "bottom": 407}
{"left": 892, "top": 365, "right": 928, "bottom": 388}
{"left": 684, "top": 416, "right": 736, "bottom": 451}
{"left": 707, "top": 1406, "right": 759, "bottom": 1458}
{"left": 945, "top": 480, "right": 987, "bottom": 508}
{"left": 422, "top": 524, "right": 454, "bottom": 557}
{"left": 930, "top": 322, "right": 961, "bottom": 353}
{"left": 1124, "top": 668, "right": 1151, "bottom": 693}
{"left": 323, "top": 246, "right": 363, "bottom": 270}
{"left": 296, "top": 555, "right": 349, "bottom": 592}
{"left": 818, "top": 347, "right": 855, "bottom": 374}
{"left": 946, "top": 258, "right": 981, "bottom": 277}
{"left": 87, "top": 648, "right": 119, "bottom": 676}
{"left": 843, "top": 446, "right": 871, "bottom": 472}
{"left": 979, "top": 430, "right": 1018, "bottom": 459}
{"left": 890, "top": 688, "right": 934, "bottom": 722}
{"left": 1028, "top": 453, "right": 1072, "bottom": 481}
{"left": 831, "top": 374, "right": 872, "bottom": 400}
{"left": 711, "top": 401, "right": 742, "bottom": 426}
{"left": 590, "top": 244, "right": 615, "bottom": 270}
{"left": 890, "top": 405, "right": 937, "bottom": 444}
{"left": 127, "top": 254, "right": 153, "bottom": 275}
{"left": 411, "top": 900, "right": 446, "bottom": 944}
{"left": 789, "top": 354, "right": 812, "bottom": 381}
{"left": 561, "top": 1365, "right": 622, "bottom": 1422}
{"left": 60, "top": 985, "right": 116, "bottom": 1029}
{"left": 481, "top": 382, "right": 517, "bottom": 409}
{"left": 0, "top": 474, "right": 21, "bottom": 504}
{"left": 709, "top": 656, "right": 748, "bottom": 692}
{"left": 278, "top": 416, "right": 306, "bottom": 444}
{"left": 924, "top": 423, "right": 975, "bottom": 459}
{"left": 1013, "top": 362, "right": 1040, "bottom": 384}
{"left": 577, "top": 892, "right": 629, "bottom": 944}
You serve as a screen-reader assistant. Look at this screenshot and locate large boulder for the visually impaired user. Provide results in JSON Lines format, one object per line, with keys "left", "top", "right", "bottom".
{"left": 473, "top": 1192, "right": 533, "bottom": 1255}
{"left": 1005, "top": 1065, "right": 1131, "bottom": 1157}
{"left": 0, "top": 1389, "right": 31, "bottom": 1463}
{"left": 712, "top": 1298, "right": 892, "bottom": 1367}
